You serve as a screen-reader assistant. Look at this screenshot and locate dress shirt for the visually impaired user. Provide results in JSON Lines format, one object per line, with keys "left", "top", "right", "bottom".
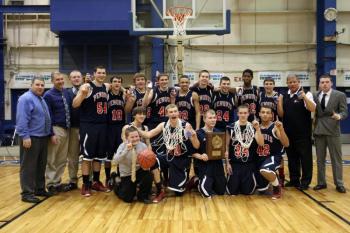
{"left": 16, "top": 90, "right": 52, "bottom": 139}
{"left": 44, "top": 87, "right": 72, "bottom": 128}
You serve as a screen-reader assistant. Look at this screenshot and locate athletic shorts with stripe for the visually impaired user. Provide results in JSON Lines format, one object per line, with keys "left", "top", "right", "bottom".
{"left": 226, "top": 162, "right": 256, "bottom": 195}
{"left": 255, "top": 155, "right": 282, "bottom": 191}
{"left": 79, "top": 123, "right": 107, "bottom": 161}
{"left": 196, "top": 159, "right": 226, "bottom": 197}
{"left": 106, "top": 124, "right": 123, "bottom": 161}
{"left": 160, "top": 155, "right": 190, "bottom": 193}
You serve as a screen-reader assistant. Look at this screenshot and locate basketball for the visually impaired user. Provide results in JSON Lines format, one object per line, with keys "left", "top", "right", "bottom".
{"left": 137, "top": 149, "right": 157, "bottom": 169}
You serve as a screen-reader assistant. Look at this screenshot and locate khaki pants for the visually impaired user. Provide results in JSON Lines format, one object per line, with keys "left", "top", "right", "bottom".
{"left": 46, "top": 126, "right": 69, "bottom": 187}
{"left": 67, "top": 127, "right": 80, "bottom": 184}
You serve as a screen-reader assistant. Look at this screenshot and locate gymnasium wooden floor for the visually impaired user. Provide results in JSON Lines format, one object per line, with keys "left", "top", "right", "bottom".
{"left": 0, "top": 148, "right": 350, "bottom": 233}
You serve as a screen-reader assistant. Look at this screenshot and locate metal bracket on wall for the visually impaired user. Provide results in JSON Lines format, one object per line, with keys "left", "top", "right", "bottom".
{"left": 323, "top": 35, "right": 337, "bottom": 42}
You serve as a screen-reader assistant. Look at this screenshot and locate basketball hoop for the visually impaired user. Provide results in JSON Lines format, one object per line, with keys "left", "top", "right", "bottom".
{"left": 167, "top": 6, "right": 193, "bottom": 36}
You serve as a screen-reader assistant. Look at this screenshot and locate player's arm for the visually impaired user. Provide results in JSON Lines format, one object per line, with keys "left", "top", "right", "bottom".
{"left": 228, "top": 86, "right": 237, "bottom": 95}
{"left": 170, "top": 88, "right": 177, "bottom": 104}
{"left": 186, "top": 123, "right": 199, "bottom": 149}
{"left": 236, "top": 87, "right": 242, "bottom": 106}
{"left": 138, "top": 122, "right": 164, "bottom": 139}
{"left": 143, "top": 125, "right": 152, "bottom": 150}
{"left": 273, "top": 121, "right": 289, "bottom": 148}
{"left": 225, "top": 130, "right": 232, "bottom": 175}
{"left": 142, "top": 88, "right": 154, "bottom": 107}
{"left": 256, "top": 86, "right": 260, "bottom": 97}
{"left": 124, "top": 90, "right": 136, "bottom": 113}
{"left": 192, "top": 153, "right": 209, "bottom": 161}
{"left": 120, "top": 86, "right": 126, "bottom": 93}
{"left": 277, "top": 94, "right": 284, "bottom": 118}
{"left": 121, "top": 125, "right": 128, "bottom": 142}
{"left": 105, "top": 83, "right": 111, "bottom": 92}
{"left": 225, "top": 130, "right": 230, "bottom": 160}
{"left": 192, "top": 92, "right": 201, "bottom": 130}
{"left": 252, "top": 120, "right": 264, "bottom": 146}
{"left": 72, "top": 83, "right": 89, "bottom": 108}
{"left": 233, "top": 89, "right": 238, "bottom": 107}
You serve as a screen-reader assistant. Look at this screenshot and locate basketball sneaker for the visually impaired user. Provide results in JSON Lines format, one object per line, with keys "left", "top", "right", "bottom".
{"left": 186, "top": 176, "right": 199, "bottom": 192}
{"left": 105, "top": 179, "right": 113, "bottom": 192}
{"left": 153, "top": 190, "right": 166, "bottom": 203}
{"left": 272, "top": 185, "right": 282, "bottom": 200}
{"left": 279, "top": 174, "right": 285, "bottom": 188}
{"left": 81, "top": 184, "right": 91, "bottom": 197}
{"left": 92, "top": 181, "right": 110, "bottom": 192}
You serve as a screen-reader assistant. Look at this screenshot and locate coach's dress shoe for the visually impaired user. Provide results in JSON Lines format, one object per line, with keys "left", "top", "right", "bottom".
{"left": 298, "top": 184, "right": 309, "bottom": 190}
{"left": 35, "top": 190, "right": 55, "bottom": 197}
{"left": 313, "top": 184, "right": 327, "bottom": 191}
{"left": 285, "top": 181, "right": 300, "bottom": 188}
{"left": 336, "top": 186, "right": 346, "bottom": 193}
{"left": 61, "top": 183, "right": 78, "bottom": 192}
{"left": 22, "top": 195, "right": 40, "bottom": 203}
{"left": 47, "top": 186, "right": 58, "bottom": 195}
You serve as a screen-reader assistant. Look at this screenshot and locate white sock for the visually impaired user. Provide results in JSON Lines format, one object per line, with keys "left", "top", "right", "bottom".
{"left": 272, "top": 177, "right": 279, "bottom": 186}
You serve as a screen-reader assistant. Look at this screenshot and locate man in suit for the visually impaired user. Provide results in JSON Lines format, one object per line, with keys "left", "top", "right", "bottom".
{"left": 65, "top": 70, "right": 83, "bottom": 191}
{"left": 313, "top": 74, "right": 348, "bottom": 193}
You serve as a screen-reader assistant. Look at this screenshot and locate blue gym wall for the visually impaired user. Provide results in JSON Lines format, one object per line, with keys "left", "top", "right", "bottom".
{"left": 50, "top": 0, "right": 130, "bottom": 32}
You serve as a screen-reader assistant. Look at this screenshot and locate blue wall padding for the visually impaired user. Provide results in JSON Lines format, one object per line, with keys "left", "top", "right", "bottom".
{"left": 51, "top": 0, "right": 131, "bottom": 33}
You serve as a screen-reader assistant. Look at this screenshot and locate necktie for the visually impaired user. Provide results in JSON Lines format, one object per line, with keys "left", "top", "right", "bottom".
{"left": 39, "top": 97, "right": 51, "bottom": 135}
{"left": 131, "top": 148, "right": 137, "bottom": 182}
{"left": 62, "top": 92, "right": 71, "bottom": 128}
{"left": 321, "top": 93, "right": 327, "bottom": 111}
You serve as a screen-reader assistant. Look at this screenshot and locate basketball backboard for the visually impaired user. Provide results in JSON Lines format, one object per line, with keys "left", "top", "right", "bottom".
{"left": 130, "top": 0, "right": 230, "bottom": 36}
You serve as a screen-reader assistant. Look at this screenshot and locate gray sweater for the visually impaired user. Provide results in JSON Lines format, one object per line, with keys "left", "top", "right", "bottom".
{"left": 113, "top": 142, "right": 147, "bottom": 177}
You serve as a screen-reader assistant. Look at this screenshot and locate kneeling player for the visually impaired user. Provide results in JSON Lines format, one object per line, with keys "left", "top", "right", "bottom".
{"left": 192, "top": 109, "right": 226, "bottom": 198}
{"left": 226, "top": 105, "right": 264, "bottom": 195}
{"left": 113, "top": 126, "right": 153, "bottom": 204}
{"left": 255, "top": 106, "right": 289, "bottom": 199}
{"left": 139, "top": 104, "right": 199, "bottom": 195}
{"left": 121, "top": 107, "right": 165, "bottom": 203}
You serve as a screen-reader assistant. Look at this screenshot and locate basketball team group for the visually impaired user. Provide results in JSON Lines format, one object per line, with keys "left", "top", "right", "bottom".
{"left": 16, "top": 66, "right": 348, "bottom": 204}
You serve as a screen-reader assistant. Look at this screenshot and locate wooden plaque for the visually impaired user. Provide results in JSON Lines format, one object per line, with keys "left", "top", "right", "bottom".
{"left": 206, "top": 132, "right": 225, "bottom": 160}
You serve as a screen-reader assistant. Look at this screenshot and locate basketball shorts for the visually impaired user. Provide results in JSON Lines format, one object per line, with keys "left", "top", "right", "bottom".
{"left": 106, "top": 124, "right": 123, "bottom": 161}
{"left": 79, "top": 122, "right": 107, "bottom": 161}
{"left": 226, "top": 162, "right": 256, "bottom": 195}
{"left": 197, "top": 160, "right": 226, "bottom": 197}
{"left": 255, "top": 155, "right": 282, "bottom": 191}
{"left": 164, "top": 155, "right": 190, "bottom": 193}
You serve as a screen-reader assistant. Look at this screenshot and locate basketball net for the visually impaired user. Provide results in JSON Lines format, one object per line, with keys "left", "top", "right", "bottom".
{"left": 151, "top": 119, "right": 188, "bottom": 161}
{"left": 233, "top": 121, "right": 255, "bottom": 149}
{"left": 163, "top": 119, "right": 185, "bottom": 151}
{"left": 167, "top": 6, "right": 193, "bottom": 37}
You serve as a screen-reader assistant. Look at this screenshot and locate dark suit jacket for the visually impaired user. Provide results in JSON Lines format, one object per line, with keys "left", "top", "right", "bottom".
{"left": 313, "top": 89, "right": 348, "bottom": 136}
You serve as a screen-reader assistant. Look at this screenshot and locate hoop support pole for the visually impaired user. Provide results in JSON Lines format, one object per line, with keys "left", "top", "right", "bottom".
{"left": 176, "top": 39, "right": 184, "bottom": 77}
